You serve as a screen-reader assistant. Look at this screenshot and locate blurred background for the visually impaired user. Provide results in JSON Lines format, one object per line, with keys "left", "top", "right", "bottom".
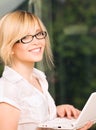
{"left": 0, "top": 0, "right": 96, "bottom": 129}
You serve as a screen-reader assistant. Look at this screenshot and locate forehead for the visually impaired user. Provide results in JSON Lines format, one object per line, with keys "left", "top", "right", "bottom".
{"left": 28, "top": 21, "right": 42, "bottom": 34}
{"left": 22, "top": 18, "right": 42, "bottom": 35}
{"left": 12, "top": 14, "right": 43, "bottom": 41}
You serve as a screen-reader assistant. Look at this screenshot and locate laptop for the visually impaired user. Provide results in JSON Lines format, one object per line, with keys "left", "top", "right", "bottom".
{"left": 38, "top": 92, "right": 96, "bottom": 130}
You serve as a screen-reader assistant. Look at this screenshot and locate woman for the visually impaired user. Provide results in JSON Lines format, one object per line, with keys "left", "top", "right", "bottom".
{"left": 0, "top": 10, "right": 92, "bottom": 130}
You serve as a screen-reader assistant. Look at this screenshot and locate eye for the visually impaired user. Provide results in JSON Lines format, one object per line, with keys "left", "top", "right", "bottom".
{"left": 22, "top": 35, "right": 31, "bottom": 40}
{"left": 21, "top": 35, "right": 32, "bottom": 43}
{"left": 37, "top": 31, "right": 45, "bottom": 36}
{"left": 35, "top": 31, "right": 47, "bottom": 39}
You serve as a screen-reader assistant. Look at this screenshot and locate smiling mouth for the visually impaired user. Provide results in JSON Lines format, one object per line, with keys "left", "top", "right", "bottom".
{"left": 29, "top": 47, "right": 41, "bottom": 53}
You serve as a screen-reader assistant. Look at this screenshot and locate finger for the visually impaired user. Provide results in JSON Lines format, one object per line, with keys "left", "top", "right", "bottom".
{"left": 65, "top": 106, "right": 80, "bottom": 119}
{"left": 72, "top": 108, "right": 80, "bottom": 118}
{"left": 65, "top": 108, "right": 72, "bottom": 119}
{"left": 58, "top": 109, "right": 67, "bottom": 118}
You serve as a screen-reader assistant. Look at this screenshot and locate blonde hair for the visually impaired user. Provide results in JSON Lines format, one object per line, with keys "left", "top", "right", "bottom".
{"left": 0, "top": 10, "right": 54, "bottom": 70}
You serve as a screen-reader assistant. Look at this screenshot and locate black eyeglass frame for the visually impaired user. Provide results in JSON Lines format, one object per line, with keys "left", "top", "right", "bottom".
{"left": 16, "top": 31, "right": 47, "bottom": 44}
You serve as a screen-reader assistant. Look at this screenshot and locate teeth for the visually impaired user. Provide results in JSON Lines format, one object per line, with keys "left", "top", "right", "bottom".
{"left": 32, "top": 48, "right": 40, "bottom": 52}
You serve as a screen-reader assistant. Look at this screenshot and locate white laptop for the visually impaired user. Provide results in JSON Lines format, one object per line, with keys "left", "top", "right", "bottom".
{"left": 38, "top": 92, "right": 96, "bottom": 130}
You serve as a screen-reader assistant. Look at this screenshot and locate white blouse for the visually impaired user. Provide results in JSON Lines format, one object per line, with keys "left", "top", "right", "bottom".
{"left": 0, "top": 66, "right": 57, "bottom": 130}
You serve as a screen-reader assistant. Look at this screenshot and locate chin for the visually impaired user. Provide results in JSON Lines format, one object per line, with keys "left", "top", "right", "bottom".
{"left": 34, "top": 57, "right": 43, "bottom": 62}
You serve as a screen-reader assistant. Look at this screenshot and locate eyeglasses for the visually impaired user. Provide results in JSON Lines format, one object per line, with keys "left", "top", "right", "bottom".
{"left": 16, "top": 31, "right": 47, "bottom": 44}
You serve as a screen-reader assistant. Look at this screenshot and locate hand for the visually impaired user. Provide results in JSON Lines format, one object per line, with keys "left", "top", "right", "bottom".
{"left": 78, "top": 121, "right": 93, "bottom": 130}
{"left": 56, "top": 104, "right": 93, "bottom": 130}
{"left": 56, "top": 104, "right": 80, "bottom": 119}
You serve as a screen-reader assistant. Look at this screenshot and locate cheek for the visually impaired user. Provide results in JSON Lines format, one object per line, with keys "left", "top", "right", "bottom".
{"left": 42, "top": 40, "right": 46, "bottom": 48}
{"left": 12, "top": 44, "right": 27, "bottom": 57}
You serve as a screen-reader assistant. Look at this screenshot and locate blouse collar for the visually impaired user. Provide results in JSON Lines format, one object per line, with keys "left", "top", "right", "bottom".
{"left": 2, "top": 66, "right": 46, "bottom": 83}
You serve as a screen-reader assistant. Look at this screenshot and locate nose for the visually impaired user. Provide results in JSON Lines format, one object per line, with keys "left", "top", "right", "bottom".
{"left": 31, "top": 36, "right": 41, "bottom": 45}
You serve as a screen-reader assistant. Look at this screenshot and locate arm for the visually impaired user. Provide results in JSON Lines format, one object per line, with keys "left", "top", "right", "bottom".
{"left": 0, "top": 103, "right": 20, "bottom": 130}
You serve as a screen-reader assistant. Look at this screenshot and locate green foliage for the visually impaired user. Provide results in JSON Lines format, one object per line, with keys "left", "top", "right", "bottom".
{"left": 52, "top": 0, "right": 96, "bottom": 112}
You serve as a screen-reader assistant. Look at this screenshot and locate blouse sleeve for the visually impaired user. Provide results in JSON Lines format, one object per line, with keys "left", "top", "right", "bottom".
{"left": 0, "top": 78, "right": 21, "bottom": 110}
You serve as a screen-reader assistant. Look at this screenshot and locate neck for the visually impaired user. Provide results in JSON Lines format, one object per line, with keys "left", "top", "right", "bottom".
{"left": 11, "top": 62, "right": 35, "bottom": 80}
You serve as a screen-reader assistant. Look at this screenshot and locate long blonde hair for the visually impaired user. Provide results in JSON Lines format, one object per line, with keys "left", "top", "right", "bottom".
{"left": 0, "top": 10, "right": 54, "bottom": 70}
